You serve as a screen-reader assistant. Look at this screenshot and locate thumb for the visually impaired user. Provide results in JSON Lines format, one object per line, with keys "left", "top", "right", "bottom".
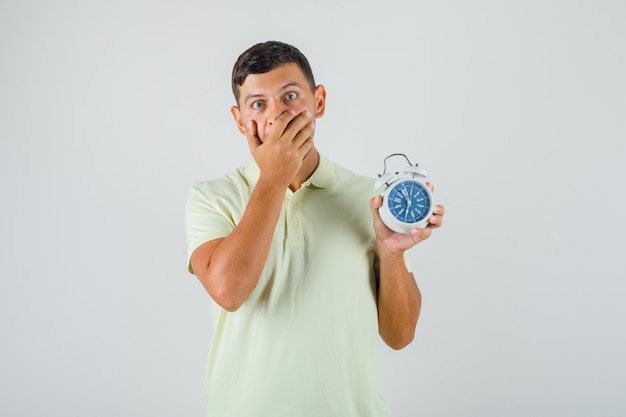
{"left": 369, "top": 194, "right": 383, "bottom": 214}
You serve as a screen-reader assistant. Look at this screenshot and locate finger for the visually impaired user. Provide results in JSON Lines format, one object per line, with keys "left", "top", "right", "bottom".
{"left": 245, "top": 119, "right": 262, "bottom": 150}
{"left": 425, "top": 181, "right": 435, "bottom": 193}
{"left": 427, "top": 205, "right": 445, "bottom": 228}
{"left": 296, "top": 136, "right": 314, "bottom": 158}
{"left": 428, "top": 215, "right": 443, "bottom": 228}
{"left": 432, "top": 204, "right": 445, "bottom": 216}
{"left": 430, "top": 205, "right": 445, "bottom": 224}
{"left": 410, "top": 227, "right": 432, "bottom": 242}
{"left": 282, "top": 110, "right": 313, "bottom": 143}
{"left": 291, "top": 120, "right": 315, "bottom": 149}
{"left": 285, "top": 113, "right": 316, "bottom": 160}
{"left": 265, "top": 110, "right": 298, "bottom": 143}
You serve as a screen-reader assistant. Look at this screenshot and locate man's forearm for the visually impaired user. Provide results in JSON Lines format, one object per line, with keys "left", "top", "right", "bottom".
{"left": 195, "top": 182, "right": 286, "bottom": 310}
{"left": 377, "top": 247, "right": 422, "bottom": 350}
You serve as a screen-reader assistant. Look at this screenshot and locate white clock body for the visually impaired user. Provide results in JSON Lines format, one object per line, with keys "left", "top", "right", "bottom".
{"left": 375, "top": 163, "right": 434, "bottom": 234}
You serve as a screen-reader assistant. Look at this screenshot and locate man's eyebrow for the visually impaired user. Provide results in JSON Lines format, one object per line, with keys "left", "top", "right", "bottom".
{"left": 279, "top": 82, "right": 303, "bottom": 92}
{"left": 244, "top": 82, "right": 304, "bottom": 104}
{"left": 244, "top": 93, "right": 264, "bottom": 104}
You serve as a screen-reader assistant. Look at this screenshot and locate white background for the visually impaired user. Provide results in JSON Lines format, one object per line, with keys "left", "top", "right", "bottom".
{"left": 1, "top": 1, "right": 625, "bottom": 416}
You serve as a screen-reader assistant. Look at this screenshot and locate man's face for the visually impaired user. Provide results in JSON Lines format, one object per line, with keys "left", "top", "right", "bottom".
{"left": 231, "top": 62, "right": 325, "bottom": 142}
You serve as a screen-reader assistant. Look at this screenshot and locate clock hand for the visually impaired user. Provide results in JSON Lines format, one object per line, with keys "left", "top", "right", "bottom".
{"left": 401, "top": 188, "right": 410, "bottom": 218}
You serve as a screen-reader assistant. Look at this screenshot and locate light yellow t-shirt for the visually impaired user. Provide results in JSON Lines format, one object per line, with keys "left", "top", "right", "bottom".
{"left": 185, "top": 155, "right": 390, "bottom": 417}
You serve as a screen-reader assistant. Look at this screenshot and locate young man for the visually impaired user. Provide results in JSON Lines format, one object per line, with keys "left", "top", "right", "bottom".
{"left": 186, "top": 41, "right": 445, "bottom": 416}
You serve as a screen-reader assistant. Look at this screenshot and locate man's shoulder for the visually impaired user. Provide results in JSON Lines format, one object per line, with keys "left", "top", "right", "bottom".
{"left": 326, "top": 158, "right": 376, "bottom": 189}
{"left": 191, "top": 166, "right": 250, "bottom": 191}
{"left": 188, "top": 166, "right": 253, "bottom": 204}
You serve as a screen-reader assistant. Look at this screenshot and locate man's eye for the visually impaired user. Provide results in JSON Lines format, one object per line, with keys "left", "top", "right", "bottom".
{"left": 284, "top": 92, "right": 297, "bottom": 101}
{"left": 252, "top": 101, "right": 264, "bottom": 109}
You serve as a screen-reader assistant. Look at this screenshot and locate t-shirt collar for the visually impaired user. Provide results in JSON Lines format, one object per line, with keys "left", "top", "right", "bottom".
{"left": 244, "top": 152, "right": 334, "bottom": 191}
{"left": 307, "top": 153, "right": 333, "bottom": 188}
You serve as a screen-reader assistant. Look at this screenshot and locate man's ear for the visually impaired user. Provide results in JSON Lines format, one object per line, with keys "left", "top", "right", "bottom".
{"left": 314, "top": 85, "right": 326, "bottom": 118}
{"left": 230, "top": 106, "right": 247, "bottom": 134}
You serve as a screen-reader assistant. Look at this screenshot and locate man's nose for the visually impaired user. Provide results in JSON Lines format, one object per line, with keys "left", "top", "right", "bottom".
{"left": 266, "top": 100, "right": 290, "bottom": 125}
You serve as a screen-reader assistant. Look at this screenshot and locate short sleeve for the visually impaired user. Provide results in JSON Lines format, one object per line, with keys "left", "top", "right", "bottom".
{"left": 185, "top": 182, "right": 235, "bottom": 273}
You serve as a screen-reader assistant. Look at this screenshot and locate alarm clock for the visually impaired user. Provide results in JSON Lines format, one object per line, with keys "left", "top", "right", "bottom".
{"left": 374, "top": 154, "right": 434, "bottom": 234}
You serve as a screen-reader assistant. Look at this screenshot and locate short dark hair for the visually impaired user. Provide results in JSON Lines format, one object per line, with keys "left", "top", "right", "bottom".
{"left": 231, "top": 41, "right": 316, "bottom": 104}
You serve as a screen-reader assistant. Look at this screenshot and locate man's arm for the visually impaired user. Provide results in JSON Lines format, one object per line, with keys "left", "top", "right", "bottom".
{"left": 370, "top": 193, "right": 445, "bottom": 349}
{"left": 190, "top": 181, "right": 286, "bottom": 311}
{"left": 190, "top": 111, "right": 314, "bottom": 311}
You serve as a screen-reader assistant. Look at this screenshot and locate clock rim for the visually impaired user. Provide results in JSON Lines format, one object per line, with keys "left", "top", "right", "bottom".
{"left": 379, "top": 178, "right": 434, "bottom": 234}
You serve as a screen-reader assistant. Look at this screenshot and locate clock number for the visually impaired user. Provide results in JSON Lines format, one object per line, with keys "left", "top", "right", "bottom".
{"left": 388, "top": 181, "right": 431, "bottom": 223}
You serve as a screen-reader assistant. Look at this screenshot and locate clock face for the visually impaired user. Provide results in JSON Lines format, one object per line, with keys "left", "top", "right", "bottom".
{"left": 387, "top": 180, "right": 432, "bottom": 224}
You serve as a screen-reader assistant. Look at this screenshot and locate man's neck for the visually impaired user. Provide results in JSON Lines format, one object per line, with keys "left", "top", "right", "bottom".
{"left": 289, "top": 149, "right": 319, "bottom": 192}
